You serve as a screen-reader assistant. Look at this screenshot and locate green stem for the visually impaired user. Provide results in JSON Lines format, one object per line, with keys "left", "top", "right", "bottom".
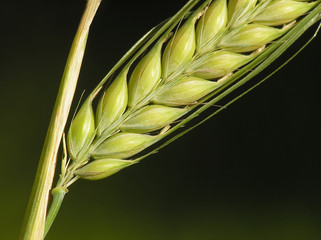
{"left": 19, "top": 1, "right": 101, "bottom": 239}
{"left": 44, "top": 187, "right": 68, "bottom": 238}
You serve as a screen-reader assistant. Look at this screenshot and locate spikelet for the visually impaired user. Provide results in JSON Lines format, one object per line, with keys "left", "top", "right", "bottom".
{"left": 228, "top": 0, "right": 257, "bottom": 28}
{"left": 196, "top": 0, "right": 228, "bottom": 49}
{"left": 219, "top": 23, "right": 288, "bottom": 52}
{"left": 252, "top": 0, "right": 317, "bottom": 26}
{"left": 128, "top": 42, "right": 162, "bottom": 107}
{"left": 162, "top": 17, "right": 197, "bottom": 79}
{"left": 67, "top": 98, "right": 95, "bottom": 161}
{"left": 120, "top": 105, "right": 187, "bottom": 133}
{"left": 91, "top": 132, "right": 156, "bottom": 159}
{"left": 152, "top": 76, "right": 219, "bottom": 106}
{"left": 96, "top": 69, "right": 128, "bottom": 136}
{"left": 191, "top": 50, "right": 255, "bottom": 79}
{"left": 74, "top": 159, "right": 136, "bottom": 180}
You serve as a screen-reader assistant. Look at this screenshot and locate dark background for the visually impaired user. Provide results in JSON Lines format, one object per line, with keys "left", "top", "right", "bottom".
{"left": 1, "top": 0, "right": 321, "bottom": 239}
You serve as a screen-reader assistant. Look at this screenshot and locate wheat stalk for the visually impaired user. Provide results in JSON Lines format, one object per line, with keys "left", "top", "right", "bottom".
{"left": 19, "top": 0, "right": 102, "bottom": 239}
{"left": 44, "top": 0, "right": 321, "bottom": 236}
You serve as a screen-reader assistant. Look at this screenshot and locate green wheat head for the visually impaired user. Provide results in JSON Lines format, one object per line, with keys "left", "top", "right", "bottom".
{"left": 58, "top": 0, "right": 319, "bottom": 188}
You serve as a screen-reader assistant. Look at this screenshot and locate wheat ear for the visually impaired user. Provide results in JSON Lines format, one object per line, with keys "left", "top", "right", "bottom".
{"left": 44, "top": 0, "right": 321, "bottom": 236}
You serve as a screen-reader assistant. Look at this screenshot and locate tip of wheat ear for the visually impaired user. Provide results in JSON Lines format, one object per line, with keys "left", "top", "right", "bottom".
{"left": 64, "top": 0, "right": 318, "bottom": 181}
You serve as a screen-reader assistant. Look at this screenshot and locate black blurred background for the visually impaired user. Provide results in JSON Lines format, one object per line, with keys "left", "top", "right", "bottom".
{"left": 1, "top": 1, "right": 321, "bottom": 239}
